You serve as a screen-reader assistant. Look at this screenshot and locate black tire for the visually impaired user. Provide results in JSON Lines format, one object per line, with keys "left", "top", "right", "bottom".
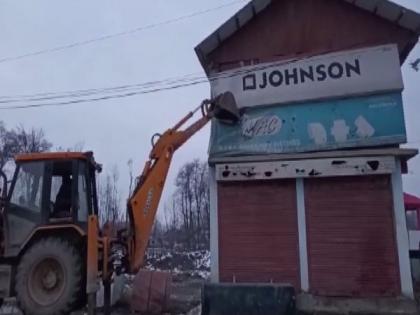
{"left": 15, "top": 237, "right": 84, "bottom": 315}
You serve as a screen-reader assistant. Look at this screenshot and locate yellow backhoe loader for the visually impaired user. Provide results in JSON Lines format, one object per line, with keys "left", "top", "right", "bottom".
{"left": 0, "top": 92, "right": 239, "bottom": 315}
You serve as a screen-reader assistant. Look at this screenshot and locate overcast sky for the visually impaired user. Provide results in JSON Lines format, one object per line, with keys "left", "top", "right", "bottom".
{"left": 0, "top": 0, "right": 419, "bottom": 217}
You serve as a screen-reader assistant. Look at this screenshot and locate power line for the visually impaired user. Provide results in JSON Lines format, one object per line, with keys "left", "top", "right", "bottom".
{"left": 0, "top": 71, "right": 203, "bottom": 100}
{"left": 0, "top": 57, "right": 305, "bottom": 110}
{"left": 0, "top": 56, "right": 306, "bottom": 110}
{"left": 0, "top": 79, "right": 209, "bottom": 110}
{"left": 0, "top": 72, "right": 205, "bottom": 103}
{"left": 1, "top": 45, "right": 355, "bottom": 104}
{"left": 1, "top": 56, "right": 302, "bottom": 103}
{"left": 0, "top": 0, "right": 247, "bottom": 65}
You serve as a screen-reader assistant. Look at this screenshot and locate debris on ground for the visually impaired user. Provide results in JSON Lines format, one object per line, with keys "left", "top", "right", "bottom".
{"left": 95, "top": 249, "right": 207, "bottom": 314}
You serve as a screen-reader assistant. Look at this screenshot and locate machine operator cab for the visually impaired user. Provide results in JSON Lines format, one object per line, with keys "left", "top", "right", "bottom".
{"left": 0, "top": 152, "right": 101, "bottom": 257}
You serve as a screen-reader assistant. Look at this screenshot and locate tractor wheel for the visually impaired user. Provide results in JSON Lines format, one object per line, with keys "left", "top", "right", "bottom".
{"left": 15, "top": 237, "right": 84, "bottom": 315}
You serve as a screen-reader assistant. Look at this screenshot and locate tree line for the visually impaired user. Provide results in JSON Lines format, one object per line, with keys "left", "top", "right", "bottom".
{"left": 152, "top": 159, "right": 210, "bottom": 251}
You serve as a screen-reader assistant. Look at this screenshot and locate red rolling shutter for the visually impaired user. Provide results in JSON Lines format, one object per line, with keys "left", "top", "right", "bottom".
{"left": 305, "top": 175, "right": 400, "bottom": 297}
{"left": 217, "top": 180, "right": 300, "bottom": 289}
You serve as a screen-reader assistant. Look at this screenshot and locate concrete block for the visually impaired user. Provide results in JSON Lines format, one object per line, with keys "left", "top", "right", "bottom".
{"left": 202, "top": 283, "right": 295, "bottom": 315}
{"left": 296, "top": 293, "right": 418, "bottom": 315}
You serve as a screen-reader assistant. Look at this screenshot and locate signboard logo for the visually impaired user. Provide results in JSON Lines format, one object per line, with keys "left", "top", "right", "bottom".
{"left": 241, "top": 114, "right": 282, "bottom": 137}
{"left": 331, "top": 120, "right": 350, "bottom": 143}
{"left": 308, "top": 123, "right": 327, "bottom": 145}
{"left": 307, "top": 116, "right": 376, "bottom": 146}
{"left": 243, "top": 59, "right": 361, "bottom": 91}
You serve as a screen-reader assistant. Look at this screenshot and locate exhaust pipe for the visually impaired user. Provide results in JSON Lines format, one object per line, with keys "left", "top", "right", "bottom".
{"left": 212, "top": 91, "right": 241, "bottom": 125}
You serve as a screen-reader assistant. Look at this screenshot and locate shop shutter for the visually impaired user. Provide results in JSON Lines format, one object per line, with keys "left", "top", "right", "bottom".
{"left": 305, "top": 175, "right": 400, "bottom": 297}
{"left": 218, "top": 180, "right": 300, "bottom": 289}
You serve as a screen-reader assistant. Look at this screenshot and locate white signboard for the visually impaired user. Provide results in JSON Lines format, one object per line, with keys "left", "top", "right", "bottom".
{"left": 210, "top": 44, "right": 403, "bottom": 108}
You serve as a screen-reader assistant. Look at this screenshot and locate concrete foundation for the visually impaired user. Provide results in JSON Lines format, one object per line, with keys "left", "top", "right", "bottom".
{"left": 296, "top": 294, "right": 418, "bottom": 315}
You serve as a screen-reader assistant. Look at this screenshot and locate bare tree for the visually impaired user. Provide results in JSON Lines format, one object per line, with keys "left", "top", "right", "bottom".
{"left": 164, "top": 200, "right": 179, "bottom": 232}
{"left": 98, "top": 166, "right": 123, "bottom": 227}
{"left": 127, "top": 158, "right": 134, "bottom": 199}
{"left": 55, "top": 141, "right": 85, "bottom": 152}
{"left": 10, "top": 125, "right": 52, "bottom": 154}
{"left": 0, "top": 122, "right": 52, "bottom": 170}
{"left": 166, "top": 159, "right": 210, "bottom": 251}
{"left": 150, "top": 219, "right": 164, "bottom": 248}
{"left": 0, "top": 121, "right": 13, "bottom": 169}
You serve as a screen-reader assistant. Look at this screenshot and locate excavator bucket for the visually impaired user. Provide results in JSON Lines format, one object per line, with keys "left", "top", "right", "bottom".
{"left": 131, "top": 270, "right": 172, "bottom": 314}
{"left": 212, "top": 91, "right": 241, "bottom": 124}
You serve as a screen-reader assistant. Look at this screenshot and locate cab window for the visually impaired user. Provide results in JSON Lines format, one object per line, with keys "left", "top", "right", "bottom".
{"left": 10, "top": 162, "right": 44, "bottom": 212}
{"left": 77, "top": 163, "right": 89, "bottom": 222}
{"left": 50, "top": 161, "right": 73, "bottom": 218}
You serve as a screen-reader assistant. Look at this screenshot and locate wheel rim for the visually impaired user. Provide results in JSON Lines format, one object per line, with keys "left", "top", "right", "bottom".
{"left": 28, "top": 257, "right": 66, "bottom": 306}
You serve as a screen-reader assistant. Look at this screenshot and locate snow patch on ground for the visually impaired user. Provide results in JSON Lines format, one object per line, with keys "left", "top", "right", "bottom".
{"left": 145, "top": 250, "right": 210, "bottom": 280}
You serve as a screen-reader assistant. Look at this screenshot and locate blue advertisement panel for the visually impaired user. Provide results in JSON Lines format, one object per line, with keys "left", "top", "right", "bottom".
{"left": 209, "top": 93, "right": 406, "bottom": 157}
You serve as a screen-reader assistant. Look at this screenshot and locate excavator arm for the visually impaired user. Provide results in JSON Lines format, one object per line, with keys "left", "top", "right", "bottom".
{"left": 126, "top": 93, "right": 238, "bottom": 273}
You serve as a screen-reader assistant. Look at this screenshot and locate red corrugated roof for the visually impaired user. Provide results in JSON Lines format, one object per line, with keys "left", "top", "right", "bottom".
{"left": 404, "top": 192, "right": 420, "bottom": 210}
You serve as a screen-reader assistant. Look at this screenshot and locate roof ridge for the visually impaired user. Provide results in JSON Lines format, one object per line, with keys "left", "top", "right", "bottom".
{"left": 195, "top": 0, "right": 420, "bottom": 74}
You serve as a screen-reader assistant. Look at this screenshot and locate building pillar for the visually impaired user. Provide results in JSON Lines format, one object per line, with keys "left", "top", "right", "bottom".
{"left": 209, "top": 166, "right": 219, "bottom": 283}
{"left": 391, "top": 158, "right": 414, "bottom": 298}
{"left": 296, "top": 178, "right": 309, "bottom": 291}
